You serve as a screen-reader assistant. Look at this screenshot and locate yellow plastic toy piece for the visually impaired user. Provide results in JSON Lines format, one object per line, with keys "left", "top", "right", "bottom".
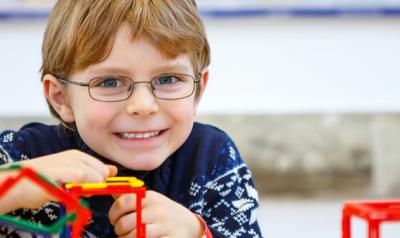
{"left": 106, "top": 177, "right": 144, "bottom": 187}
{"left": 65, "top": 176, "right": 144, "bottom": 190}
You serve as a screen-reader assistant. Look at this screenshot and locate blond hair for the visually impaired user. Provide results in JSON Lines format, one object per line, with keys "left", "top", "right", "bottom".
{"left": 41, "top": 0, "right": 210, "bottom": 122}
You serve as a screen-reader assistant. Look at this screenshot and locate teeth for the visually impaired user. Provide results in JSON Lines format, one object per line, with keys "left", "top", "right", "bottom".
{"left": 120, "top": 131, "right": 160, "bottom": 139}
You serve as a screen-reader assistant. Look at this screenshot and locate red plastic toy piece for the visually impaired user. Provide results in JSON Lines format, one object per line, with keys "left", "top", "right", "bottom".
{"left": 0, "top": 166, "right": 91, "bottom": 237}
{"left": 342, "top": 200, "right": 400, "bottom": 238}
{"left": 66, "top": 177, "right": 146, "bottom": 238}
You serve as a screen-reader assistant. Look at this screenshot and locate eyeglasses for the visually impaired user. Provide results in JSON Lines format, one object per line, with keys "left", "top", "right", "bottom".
{"left": 57, "top": 73, "right": 201, "bottom": 102}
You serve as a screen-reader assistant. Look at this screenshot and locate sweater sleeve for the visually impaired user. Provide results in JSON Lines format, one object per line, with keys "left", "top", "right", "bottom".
{"left": 0, "top": 130, "right": 62, "bottom": 238}
{"left": 189, "top": 139, "right": 263, "bottom": 238}
{"left": 0, "top": 130, "right": 31, "bottom": 164}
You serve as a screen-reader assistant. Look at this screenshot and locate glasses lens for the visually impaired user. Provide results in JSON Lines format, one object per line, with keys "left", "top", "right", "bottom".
{"left": 151, "top": 74, "right": 195, "bottom": 99}
{"left": 89, "top": 76, "right": 132, "bottom": 101}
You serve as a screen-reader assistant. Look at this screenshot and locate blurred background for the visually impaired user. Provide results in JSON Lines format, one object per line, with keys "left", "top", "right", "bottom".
{"left": 1, "top": 0, "right": 400, "bottom": 237}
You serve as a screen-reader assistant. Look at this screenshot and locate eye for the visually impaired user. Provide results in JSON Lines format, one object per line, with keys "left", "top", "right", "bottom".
{"left": 154, "top": 75, "right": 179, "bottom": 85}
{"left": 100, "top": 77, "right": 121, "bottom": 87}
{"left": 92, "top": 77, "right": 127, "bottom": 88}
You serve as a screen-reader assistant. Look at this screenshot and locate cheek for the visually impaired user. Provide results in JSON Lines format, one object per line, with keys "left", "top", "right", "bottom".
{"left": 165, "top": 99, "right": 197, "bottom": 123}
{"left": 73, "top": 101, "right": 117, "bottom": 129}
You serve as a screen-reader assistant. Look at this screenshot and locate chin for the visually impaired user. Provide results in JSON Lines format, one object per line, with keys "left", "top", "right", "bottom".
{"left": 119, "top": 156, "right": 166, "bottom": 171}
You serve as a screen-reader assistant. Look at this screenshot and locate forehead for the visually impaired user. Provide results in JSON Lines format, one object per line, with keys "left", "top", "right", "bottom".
{"left": 86, "top": 24, "right": 194, "bottom": 76}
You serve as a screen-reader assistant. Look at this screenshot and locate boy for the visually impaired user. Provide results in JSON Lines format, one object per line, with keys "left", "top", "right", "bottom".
{"left": 0, "top": 1, "right": 262, "bottom": 237}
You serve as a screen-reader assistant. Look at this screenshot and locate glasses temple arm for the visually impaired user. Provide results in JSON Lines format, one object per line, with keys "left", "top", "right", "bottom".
{"left": 57, "top": 78, "right": 90, "bottom": 87}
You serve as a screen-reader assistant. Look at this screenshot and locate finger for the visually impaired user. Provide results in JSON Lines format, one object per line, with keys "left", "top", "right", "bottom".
{"left": 109, "top": 194, "right": 137, "bottom": 225}
{"left": 118, "top": 229, "right": 137, "bottom": 238}
{"left": 78, "top": 154, "right": 110, "bottom": 179}
{"left": 50, "top": 168, "right": 97, "bottom": 184}
{"left": 81, "top": 162, "right": 108, "bottom": 182}
{"left": 112, "top": 194, "right": 122, "bottom": 200}
{"left": 107, "top": 165, "right": 118, "bottom": 177}
{"left": 71, "top": 163, "right": 117, "bottom": 183}
{"left": 144, "top": 224, "right": 167, "bottom": 238}
{"left": 114, "top": 212, "right": 136, "bottom": 236}
{"left": 59, "top": 163, "right": 104, "bottom": 184}
{"left": 118, "top": 224, "right": 164, "bottom": 238}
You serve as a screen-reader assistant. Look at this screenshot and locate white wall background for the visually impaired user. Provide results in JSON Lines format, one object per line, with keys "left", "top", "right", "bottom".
{"left": 1, "top": 17, "right": 400, "bottom": 116}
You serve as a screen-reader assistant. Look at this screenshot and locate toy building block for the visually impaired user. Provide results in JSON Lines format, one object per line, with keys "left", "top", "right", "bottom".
{"left": 66, "top": 176, "right": 146, "bottom": 238}
{"left": 0, "top": 211, "right": 76, "bottom": 238}
{"left": 342, "top": 200, "right": 400, "bottom": 238}
{"left": 0, "top": 164, "right": 91, "bottom": 238}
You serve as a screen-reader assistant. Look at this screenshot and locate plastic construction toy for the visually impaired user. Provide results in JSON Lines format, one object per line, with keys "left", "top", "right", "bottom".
{"left": 342, "top": 200, "right": 400, "bottom": 238}
{"left": 65, "top": 176, "right": 146, "bottom": 238}
{"left": 0, "top": 164, "right": 91, "bottom": 238}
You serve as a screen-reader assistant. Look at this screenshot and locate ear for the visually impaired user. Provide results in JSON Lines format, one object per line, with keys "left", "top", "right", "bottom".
{"left": 196, "top": 68, "right": 209, "bottom": 102}
{"left": 43, "top": 74, "right": 75, "bottom": 123}
{"left": 193, "top": 68, "right": 209, "bottom": 114}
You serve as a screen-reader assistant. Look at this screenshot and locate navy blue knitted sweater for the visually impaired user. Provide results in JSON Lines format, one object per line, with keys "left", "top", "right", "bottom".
{"left": 0, "top": 122, "right": 262, "bottom": 238}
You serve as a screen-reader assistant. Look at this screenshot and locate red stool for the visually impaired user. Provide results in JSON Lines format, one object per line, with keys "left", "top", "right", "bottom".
{"left": 342, "top": 200, "right": 400, "bottom": 238}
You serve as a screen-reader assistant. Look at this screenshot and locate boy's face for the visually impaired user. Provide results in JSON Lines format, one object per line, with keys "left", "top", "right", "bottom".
{"left": 48, "top": 24, "right": 206, "bottom": 170}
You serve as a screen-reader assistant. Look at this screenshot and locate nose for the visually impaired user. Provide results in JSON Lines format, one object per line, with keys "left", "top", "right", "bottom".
{"left": 125, "top": 82, "right": 159, "bottom": 117}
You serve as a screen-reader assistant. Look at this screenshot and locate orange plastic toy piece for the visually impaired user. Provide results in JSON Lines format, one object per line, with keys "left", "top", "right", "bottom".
{"left": 66, "top": 177, "right": 146, "bottom": 238}
{"left": 342, "top": 200, "right": 400, "bottom": 238}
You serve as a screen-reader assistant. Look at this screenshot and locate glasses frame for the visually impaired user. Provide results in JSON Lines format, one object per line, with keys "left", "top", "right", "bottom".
{"left": 56, "top": 73, "right": 201, "bottom": 102}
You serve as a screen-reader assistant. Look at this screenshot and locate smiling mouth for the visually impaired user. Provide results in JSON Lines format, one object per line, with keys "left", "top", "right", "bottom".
{"left": 117, "top": 130, "right": 162, "bottom": 139}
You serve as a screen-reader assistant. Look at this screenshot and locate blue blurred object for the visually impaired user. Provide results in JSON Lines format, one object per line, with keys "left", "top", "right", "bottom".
{"left": 200, "top": 7, "right": 400, "bottom": 18}
{"left": 0, "top": 0, "right": 400, "bottom": 20}
{"left": 1, "top": 1, "right": 400, "bottom": 20}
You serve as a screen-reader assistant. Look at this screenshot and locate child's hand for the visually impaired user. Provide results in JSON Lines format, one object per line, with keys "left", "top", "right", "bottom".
{"left": 109, "top": 191, "right": 203, "bottom": 238}
{"left": 0, "top": 149, "right": 117, "bottom": 213}
{"left": 20, "top": 149, "right": 117, "bottom": 185}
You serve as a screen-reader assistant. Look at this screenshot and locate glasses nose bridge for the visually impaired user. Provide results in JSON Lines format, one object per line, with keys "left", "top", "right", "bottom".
{"left": 127, "top": 80, "right": 155, "bottom": 99}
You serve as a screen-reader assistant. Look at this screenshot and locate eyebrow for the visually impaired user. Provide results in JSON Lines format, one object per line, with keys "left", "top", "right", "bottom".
{"left": 88, "top": 64, "right": 191, "bottom": 76}
{"left": 151, "top": 64, "right": 191, "bottom": 74}
{"left": 88, "top": 67, "right": 131, "bottom": 76}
